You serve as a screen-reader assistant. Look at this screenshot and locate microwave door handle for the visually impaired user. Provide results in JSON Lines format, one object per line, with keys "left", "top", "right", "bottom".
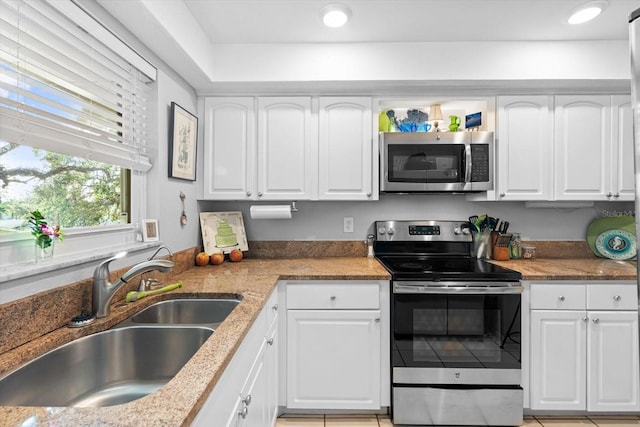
{"left": 464, "top": 144, "right": 472, "bottom": 183}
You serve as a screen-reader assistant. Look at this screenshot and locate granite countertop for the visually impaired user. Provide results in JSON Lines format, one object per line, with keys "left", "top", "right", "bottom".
{"left": 0, "top": 255, "right": 636, "bottom": 426}
{"left": 0, "top": 257, "right": 390, "bottom": 427}
{"left": 491, "top": 257, "right": 637, "bottom": 281}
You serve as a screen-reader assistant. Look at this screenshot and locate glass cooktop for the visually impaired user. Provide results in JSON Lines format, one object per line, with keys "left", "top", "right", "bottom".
{"left": 376, "top": 255, "right": 522, "bottom": 281}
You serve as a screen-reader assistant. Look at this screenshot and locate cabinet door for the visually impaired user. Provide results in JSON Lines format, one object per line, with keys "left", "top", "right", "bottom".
{"left": 202, "top": 97, "right": 255, "bottom": 200}
{"left": 610, "top": 96, "right": 634, "bottom": 201}
{"left": 496, "top": 96, "right": 554, "bottom": 200}
{"left": 257, "top": 97, "right": 316, "bottom": 200}
{"left": 587, "top": 311, "right": 640, "bottom": 412}
{"left": 265, "top": 318, "right": 279, "bottom": 425}
{"left": 554, "top": 95, "right": 611, "bottom": 200}
{"left": 530, "top": 310, "right": 587, "bottom": 410}
{"left": 240, "top": 343, "right": 268, "bottom": 427}
{"left": 286, "top": 309, "right": 381, "bottom": 410}
{"left": 318, "top": 97, "right": 375, "bottom": 200}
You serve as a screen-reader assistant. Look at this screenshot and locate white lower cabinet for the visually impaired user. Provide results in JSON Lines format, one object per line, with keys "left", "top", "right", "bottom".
{"left": 529, "top": 282, "right": 640, "bottom": 412}
{"left": 283, "top": 280, "right": 389, "bottom": 411}
{"left": 193, "top": 290, "right": 279, "bottom": 426}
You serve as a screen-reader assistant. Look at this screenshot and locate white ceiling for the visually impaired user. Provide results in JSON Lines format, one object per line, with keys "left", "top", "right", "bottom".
{"left": 95, "top": 0, "right": 639, "bottom": 93}
{"left": 182, "top": 0, "right": 637, "bottom": 44}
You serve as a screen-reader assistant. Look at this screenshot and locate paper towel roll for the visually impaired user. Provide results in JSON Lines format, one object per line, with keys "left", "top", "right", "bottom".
{"left": 250, "top": 205, "right": 293, "bottom": 219}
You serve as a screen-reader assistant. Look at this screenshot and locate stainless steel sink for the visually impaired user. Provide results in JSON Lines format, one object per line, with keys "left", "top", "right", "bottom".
{"left": 0, "top": 326, "right": 212, "bottom": 407}
{"left": 127, "top": 298, "right": 240, "bottom": 327}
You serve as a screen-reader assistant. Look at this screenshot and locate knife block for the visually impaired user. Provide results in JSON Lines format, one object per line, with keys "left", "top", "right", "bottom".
{"left": 491, "top": 232, "right": 511, "bottom": 261}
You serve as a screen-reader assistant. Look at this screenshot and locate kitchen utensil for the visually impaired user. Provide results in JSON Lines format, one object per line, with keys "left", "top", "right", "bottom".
{"left": 180, "top": 192, "right": 187, "bottom": 225}
{"left": 492, "top": 233, "right": 512, "bottom": 261}
{"left": 495, "top": 233, "right": 513, "bottom": 247}
{"left": 125, "top": 281, "right": 183, "bottom": 302}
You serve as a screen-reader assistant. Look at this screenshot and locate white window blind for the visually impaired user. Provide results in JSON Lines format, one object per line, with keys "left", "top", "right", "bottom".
{"left": 0, "top": 0, "right": 156, "bottom": 171}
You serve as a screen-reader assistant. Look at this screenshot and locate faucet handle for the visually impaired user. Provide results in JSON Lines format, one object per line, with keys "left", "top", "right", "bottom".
{"left": 93, "top": 251, "right": 127, "bottom": 281}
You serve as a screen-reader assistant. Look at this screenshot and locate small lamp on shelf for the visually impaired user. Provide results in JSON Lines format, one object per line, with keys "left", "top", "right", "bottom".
{"left": 429, "top": 104, "right": 444, "bottom": 132}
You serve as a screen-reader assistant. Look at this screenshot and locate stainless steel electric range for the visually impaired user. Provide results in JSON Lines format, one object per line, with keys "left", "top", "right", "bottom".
{"left": 374, "top": 220, "right": 523, "bottom": 427}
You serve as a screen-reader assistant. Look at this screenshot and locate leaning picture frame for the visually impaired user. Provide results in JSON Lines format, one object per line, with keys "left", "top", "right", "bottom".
{"left": 169, "top": 102, "right": 198, "bottom": 181}
{"left": 142, "top": 219, "right": 160, "bottom": 242}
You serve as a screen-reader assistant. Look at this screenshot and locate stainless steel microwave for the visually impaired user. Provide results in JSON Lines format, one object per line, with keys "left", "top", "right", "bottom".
{"left": 380, "top": 131, "right": 494, "bottom": 193}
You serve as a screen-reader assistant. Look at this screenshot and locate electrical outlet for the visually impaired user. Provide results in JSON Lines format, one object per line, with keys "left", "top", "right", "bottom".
{"left": 343, "top": 217, "right": 354, "bottom": 233}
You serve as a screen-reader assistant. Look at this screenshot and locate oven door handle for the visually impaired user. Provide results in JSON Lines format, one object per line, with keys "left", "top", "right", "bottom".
{"left": 394, "top": 284, "right": 523, "bottom": 295}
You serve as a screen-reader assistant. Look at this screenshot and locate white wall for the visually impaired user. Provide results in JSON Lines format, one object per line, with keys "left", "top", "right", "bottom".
{"left": 201, "top": 197, "right": 635, "bottom": 242}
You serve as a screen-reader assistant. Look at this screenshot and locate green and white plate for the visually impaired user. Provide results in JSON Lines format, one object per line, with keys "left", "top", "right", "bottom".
{"left": 594, "top": 229, "right": 637, "bottom": 260}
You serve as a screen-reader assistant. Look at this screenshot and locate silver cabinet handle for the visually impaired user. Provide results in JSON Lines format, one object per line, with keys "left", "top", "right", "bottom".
{"left": 246, "top": 191, "right": 251, "bottom": 197}
{"left": 592, "top": 318, "right": 600, "bottom": 323}
{"left": 558, "top": 296, "right": 565, "bottom": 301}
{"left": 500, "top": 192, "right": 506, "bottom": 197}
{"left": 374, "top": 318, "right": 381, "bottom": 323}
{"left": 613, "top": 295, "right": 622, "bottom": 301}
{"left": 258, "top": 192, "right": 263, "bottom": 197}
{"left": 272, "top": 303, "right": 279, "bottom": 311}
{"left": 238, "top": 406, "right": 248, "bottom": 419}
{"left": 614, "top": 193, "right": 620, "bottom": 198}
{"left": 242, "top": 394, "right": 251, "bottom": 406}
{"left": 606, "top": 192, "right": 613, "bottom": 198}
{"left": 267, "top": 337, "right": 274, "bottom": 345}
{"left": 330, "top": 295, "right": 336, "bottom": 301}
{"left": 366, "top": 192, "right": 372, "bottom": 197}
{"left": 582, "top": 316, "right": 589, "bottom": 322}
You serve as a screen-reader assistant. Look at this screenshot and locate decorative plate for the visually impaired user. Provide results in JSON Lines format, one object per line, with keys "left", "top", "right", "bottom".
{"left": 594, "top": 229, "right": 637, "bottom": 260}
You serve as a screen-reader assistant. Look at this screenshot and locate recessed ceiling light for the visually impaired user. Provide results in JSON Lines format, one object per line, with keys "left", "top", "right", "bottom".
{"left": 322, "top": 4, "right": 351, "bottom": 28}
{"left": 568, "top": 0, "right": 608, "bottom": 25}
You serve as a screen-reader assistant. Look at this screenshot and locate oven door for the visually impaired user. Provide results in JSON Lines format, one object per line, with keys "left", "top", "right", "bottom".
{"left": 392, "top": 281, "right": 522, "bottom": 386}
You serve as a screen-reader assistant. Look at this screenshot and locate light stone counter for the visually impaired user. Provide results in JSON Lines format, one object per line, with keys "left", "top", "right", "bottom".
{"left": 491, "top": 257, "right": 637, "bottom": 281}
{"left": 0, "top": 257, "right": 390, "bottom": 427}
{"left": 1, "top": 255, "right": 636, "bottom": 426}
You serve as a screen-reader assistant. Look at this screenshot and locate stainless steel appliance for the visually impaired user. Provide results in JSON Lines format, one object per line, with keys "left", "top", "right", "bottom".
{"left": 374, "top": 220, "right": 523, "bottom": 426}
{"left": 380, "top": 131, "right": 493, "bottom": 193}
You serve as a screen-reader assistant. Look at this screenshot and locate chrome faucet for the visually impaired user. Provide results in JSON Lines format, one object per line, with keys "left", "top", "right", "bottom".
{"left": 92, "top": 251, "right": 174, "bottom": 318}
{"left": 138, "top": 246, "right": 174, "bottom": 292}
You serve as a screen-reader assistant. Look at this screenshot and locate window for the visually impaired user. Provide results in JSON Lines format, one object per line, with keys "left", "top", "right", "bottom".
{"left": 0, "top": 0, "right": 156, "bottom": 268}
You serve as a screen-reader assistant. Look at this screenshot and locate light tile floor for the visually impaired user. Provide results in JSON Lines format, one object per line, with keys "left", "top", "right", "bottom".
{"left": 275, "top": 415, "right": 640, "bottom": 427}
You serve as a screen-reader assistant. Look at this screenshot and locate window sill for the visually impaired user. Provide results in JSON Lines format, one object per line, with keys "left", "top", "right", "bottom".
{"left": 0, "top": 241, "right": 161, "bottom": 284}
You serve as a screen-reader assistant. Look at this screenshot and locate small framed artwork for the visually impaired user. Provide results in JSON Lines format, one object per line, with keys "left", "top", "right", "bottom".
{"left": 199, "top": 211, "right": 249, "bottom": 254}
{"left": 169, "top": 102, "right": 198, "bottom": 181}
{"left": 142, "top": 219, "right": 160, "bottom": 242}
{"left": 465, "top": 112, "right": 482, "bottom": 130}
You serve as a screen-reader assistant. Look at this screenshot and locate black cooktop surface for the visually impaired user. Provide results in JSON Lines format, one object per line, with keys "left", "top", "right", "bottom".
{"left": 376, "top": 255, "right": 522, "bottom": 281}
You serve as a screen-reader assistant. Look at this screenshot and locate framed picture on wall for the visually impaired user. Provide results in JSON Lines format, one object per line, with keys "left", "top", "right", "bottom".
{"left": 142, "top": 219, "right": 160, "bottom": 242}
{"left": 169, "top": 102, "right": 198, "bottom": 181}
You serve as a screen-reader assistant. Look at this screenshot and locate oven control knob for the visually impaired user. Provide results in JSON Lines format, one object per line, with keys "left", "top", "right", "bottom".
{"left": 387, "top": 228, "right": 395, "bottom": 235}
{"left": 454, "top": 227, "right": 471, "bottom": 235}
{"left": 378, "top": 227, "right": 386, "bottom": 235}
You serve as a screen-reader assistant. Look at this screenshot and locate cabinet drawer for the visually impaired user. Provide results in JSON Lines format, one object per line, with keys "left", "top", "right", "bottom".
{"left": 530, "top": 284, "right": 586, "bottom": 310}
{"left": 287, "top": 283, "right": 379, "bottom": 309}
{"left": 587, "top": 284, "right": 637, "bottom": 310}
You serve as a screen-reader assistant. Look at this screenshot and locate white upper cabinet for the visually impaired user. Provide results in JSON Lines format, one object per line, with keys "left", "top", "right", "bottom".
{"left": 201, "top": 96, "right": 377, "bottom": 201}
{"left": 495, "top": 94, "right": 634, "bottom": 202}
{"left": 610, "top": 95, "right": 634, "bottom": 201}
{"left": 554, "top": 95, "right": 611, "bottom": 200}
{"left": 318, "top": 97, "right": 376, "bottom": 200}
{"left": 497, "top": 96, "right": 554, "bottom": 200}
{"left": 257, "top": 97, "right": 317, "bottom": 200}
{"left": 202, "top": 97, "right": 256, "bottom": 200}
